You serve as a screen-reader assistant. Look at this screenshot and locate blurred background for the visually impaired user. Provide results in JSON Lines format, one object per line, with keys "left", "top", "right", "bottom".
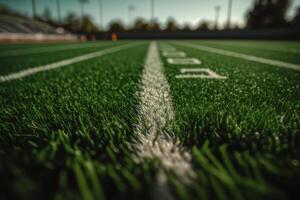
{"left": 0, "top": 0, "right": 300, "bottom": 41}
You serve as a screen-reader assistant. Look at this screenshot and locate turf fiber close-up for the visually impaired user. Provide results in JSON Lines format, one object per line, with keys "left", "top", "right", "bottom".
{"left": 0, "top": 40, "right": 300, "bottom": 200}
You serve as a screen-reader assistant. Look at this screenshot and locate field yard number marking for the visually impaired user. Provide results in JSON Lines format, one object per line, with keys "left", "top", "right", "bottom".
{"left": 161, "top": 44, "right": 227, "bottom": 80}
{"left": 176, "top": 68, "right": 227, "bottom": 79}
{"left": 162, "top": 52, "right": 186, "bottom": 57}
{"left": 167, "top": 58, "right": 202, "bottom": 65}
{"left": 162, "top": 46, "right": 202, "bottom": 65}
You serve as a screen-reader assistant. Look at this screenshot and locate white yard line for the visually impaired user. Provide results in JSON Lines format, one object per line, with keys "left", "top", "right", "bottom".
{"left": 175, "top": 42, "right": 300, "bottom": 71}
{"left": 204, "top": 41, "right": 300, "bottom": 54}
{"left": 0, "top": 42, "right": 142, "bottom": 83}
{"left": 0, "top": 42, "right": 113, "bottom": 57}
{"left": 134, "top": 41, "right": 194, "bottom": 197}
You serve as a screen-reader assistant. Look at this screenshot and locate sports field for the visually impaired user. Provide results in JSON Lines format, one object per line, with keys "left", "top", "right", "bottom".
{"left": 0, "top": 40, "right": 300, "bottom": 200}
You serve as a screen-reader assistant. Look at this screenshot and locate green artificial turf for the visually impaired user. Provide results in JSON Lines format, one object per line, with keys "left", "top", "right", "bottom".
{"left": 0, "top": 42, "right": 162, "bottom": 200}
{"left": 190, "top": 40, "right": 300, "bottom": 64}
{"left": 0, "top": 40, "right": 300, "bottom": 200}
{"left": 0, "top": 42, "right": 93, "bottom": 53}
{"left": 160, "top": 41, "right": 300, "bottom": 200}
{"left": 0, "top": 42, "right": 125, "bottom": 75}
{"left": 198, "top": 40, "right": 300, "bottom": 51}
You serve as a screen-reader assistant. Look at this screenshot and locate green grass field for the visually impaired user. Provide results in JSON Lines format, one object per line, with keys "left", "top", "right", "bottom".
{"left": 0, "top": 40, "right": 299, "bottom": 200}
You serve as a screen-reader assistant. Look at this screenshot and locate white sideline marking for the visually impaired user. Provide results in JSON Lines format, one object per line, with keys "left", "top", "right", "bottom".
{"left": 289, "top": 48, "right": 300, "bottom": 54}
{"left": 0, "top": 42, "right": 142, "bottom": 83}
{"left": 162, "top": 51, "right": 186, "bottom": 57}
{"left": 0, "top": 42, "right": 112, "bottom": 57}
{"left": 167, "top": 58, "right": 201, "bottom": 65}
{"left": 176, "top": 68, "right": 227, "bottom": 79}
{"left": 175, "top": 42, "right": 300, "bottom": 71}
{"left": 210, "top": 41, "right": 300, "bottom": 54}
{"left": 135, "top": 41, "right": 194, "bottom": 195}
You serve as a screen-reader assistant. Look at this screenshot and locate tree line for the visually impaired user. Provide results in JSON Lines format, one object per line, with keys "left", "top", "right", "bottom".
{"left": 0, "top": 0, "right": 300, "bottom": 34}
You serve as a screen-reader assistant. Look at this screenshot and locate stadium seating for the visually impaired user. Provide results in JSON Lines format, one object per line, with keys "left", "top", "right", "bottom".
{"left": 0, "top": 15, "right": 77, "bottom": 42}
{"left": 0, "top": 15, "right": 60, "bottom": 34}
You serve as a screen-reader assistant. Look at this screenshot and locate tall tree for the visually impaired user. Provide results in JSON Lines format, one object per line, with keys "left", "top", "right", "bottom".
{"left": 165, "top": 17, "right": 178, "bottom": 32}
{"left": 246, "top": 0, "right": 290, "bottom": 28}
{"left": 148, "top": 19, "right": 160, "bottom": 31}
{"left": 181, "top": 23, "right": 192, "bottom": 32}
{"left": 131, "top": 18, "right": 149, "bottom": 32}
{"left": 196, "top": 20, "right": 211, "bottom": 31}
{"left": 81, "top": 15, "right": 99, "bottom": 32}
{"left": 63, "top": 12, "right": 81, "bottom": 32}
{"left": 292, "top": 6, "right": 300, "bottom": 26}
{"left": 109, "top": 20, "right": 125, "bottom": 32}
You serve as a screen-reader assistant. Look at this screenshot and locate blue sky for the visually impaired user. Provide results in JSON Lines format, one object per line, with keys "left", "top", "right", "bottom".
{"left": 1, "top": 0, "right": 300, "bottom": 29}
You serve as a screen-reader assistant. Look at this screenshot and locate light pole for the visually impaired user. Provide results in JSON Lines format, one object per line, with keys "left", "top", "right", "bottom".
{"left": 151, "top": 0, "right": 154, "bottom": 23}
{"left": 128, "top": 5, "right": 135, "bottom": 27}
{"left": 98, "top": 0, "right": 103, "bottom": 30}
{"left": 227, "top": 0, "right": 232, "bottom": 29}
{"left": 31, "top": 0, "right": 37, "bottom": 19}
{"left": 214, "top": 6, "right": 221, "bottom": 30}
{"left": 78, "top": 0, "right": 89, "bottom": 29}
{"left": 56, "top": 0, "right": 61, "bottom": 24}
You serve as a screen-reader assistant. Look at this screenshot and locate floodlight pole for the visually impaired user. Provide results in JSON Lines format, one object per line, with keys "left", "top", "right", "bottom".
{"left": 31, "top": 0, "right": 37, "bottom": 19}
{"left": 98, "top": 0, "right": 103, "bottom": 30}
{"left": 80, "top": 3, "right": 84, "bottom": 21}
{"left": 151, "top": 0, "right": 154, "bottom": 23}
{"left": 215, "top": 6, "right": 220, "bottom": 30}
{"left": 128, "top": 6, "right": 135, "bottom": 28}
{"left": 56, "top": 0, "right": 61, "bottom": 24}
{"left": 128, "top": 7, "right": 131, "bottom": 27}
{"left": 79, "top": 0, "right": 84, "bottom": 30}
{"left": 227, "top": 0, "right": 232, "bottom": 29}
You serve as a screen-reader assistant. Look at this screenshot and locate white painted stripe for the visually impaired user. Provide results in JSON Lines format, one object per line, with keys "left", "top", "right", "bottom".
{"left": 0, "top": 42, "right": 142, "bottom": 83}
{"left": 289, "top": 48, "right": 300, "bottom": 54}
{"left": 162, "top": 51, "right": 186, "bottom": 57}
{"left": 167, "top": 58, "right": 202, "bottom": 65}
{"left": 176, "top": 68, "right": 227, "bottom": 79}
{"left": 0, "top": 42, "right": 113, "bottom": 57}
{"left": 203, "top": 41, "right": 300, "bottom": 54}
{"left": 134, "top": 41, "right": 194, "bottom": 192}
{"left": 175, "top": 42, "right": 300, "bottom": 71}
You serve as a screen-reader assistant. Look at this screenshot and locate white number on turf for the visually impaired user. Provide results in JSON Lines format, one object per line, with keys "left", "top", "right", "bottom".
{"left": 167, "top": 58, "right": 201, "bottom": 65}
{"left": 176, "top": 68, "right": 227, "bottom": 79}
{"left": 162, "top": 51, "right": 186, "bottom": 57}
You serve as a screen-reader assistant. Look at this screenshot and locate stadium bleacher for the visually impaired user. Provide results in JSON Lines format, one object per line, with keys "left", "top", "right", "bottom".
{"left": 0, "top": 15, "right": 77, "bottom": 42}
